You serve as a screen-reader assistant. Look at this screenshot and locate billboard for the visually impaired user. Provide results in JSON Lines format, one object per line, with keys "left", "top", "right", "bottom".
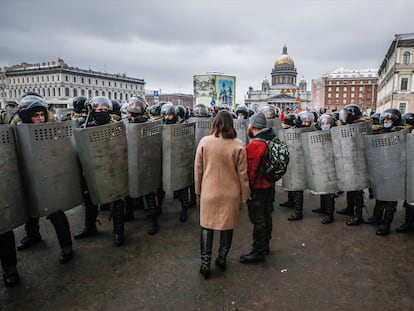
{"left": 193, "top": 73, "right": 236, "bottom": 110}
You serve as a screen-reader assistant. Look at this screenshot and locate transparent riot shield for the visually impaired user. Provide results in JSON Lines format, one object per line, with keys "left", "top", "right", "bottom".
{"left": 267, "top": 118, "right": 282, "bottom": 132}
{"left": 278, "top": 127, "right": 314, "bottom": 191}
{"left": 301, "top": 131, "right": 339, "bottom": 194}
{"left": 188, "top": 117, "right": 213, "bottom": 149}
{"left": 331, "top": 122, "right": 372, "bottom": 191}
{"left": 406, "top": 134, "right": 414, "bottom": 204}
{"left": 15, "top": 121, "right": 83, "bottom": 217}
{"left": 162, "top": 122, "right": 195, "bottom": 192}
{"left": 55, "top": 108, "right": 71, "bottom": 121}
{"left": 127, "top": 120, "right": 162, "bottom": 198}
{"left": 363, "top": 130, "right": 407, "bottom": 201}
{"left": 0, "top": 125, "right": 27, "bottom": 233}
{"left": 74, "top": 122, "right": 128, "bottom": 205}
{"left": 234, "top": 119, "right": 248, "bottom": 145}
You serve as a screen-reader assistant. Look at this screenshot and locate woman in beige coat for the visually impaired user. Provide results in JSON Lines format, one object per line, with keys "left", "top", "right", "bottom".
{"left": 194, "top": 110, "right": 250, "bottom": 279}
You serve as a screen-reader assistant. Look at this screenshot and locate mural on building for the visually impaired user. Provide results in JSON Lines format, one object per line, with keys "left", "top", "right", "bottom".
{"left": 218, "top": 79, "right": 234, "bottom": 108}
{"left": 193, "top": 73, "right": 236, "bottom": 109}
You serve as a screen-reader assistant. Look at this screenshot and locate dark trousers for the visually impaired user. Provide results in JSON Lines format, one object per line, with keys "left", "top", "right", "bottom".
{"left": 0, "top": 230, "right": 17, "bottom": 270}
{"left": 247, "top": 187, "right": 274, "bottom": 254}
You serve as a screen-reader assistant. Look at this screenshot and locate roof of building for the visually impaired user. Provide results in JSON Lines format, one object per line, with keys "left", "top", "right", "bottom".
{"left": 323, "top": 67, "right": 378, "bottom": 79}
{"left": 275, "top": 44, "right": 295, "bottom": 66}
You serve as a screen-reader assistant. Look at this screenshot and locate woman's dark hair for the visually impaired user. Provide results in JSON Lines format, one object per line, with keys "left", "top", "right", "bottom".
{"left": 211, "top": 110, "right": 237, "bottom": 139}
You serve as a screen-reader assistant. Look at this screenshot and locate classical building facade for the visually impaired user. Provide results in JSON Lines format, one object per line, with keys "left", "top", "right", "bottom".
{"left": 244, "top": 45, "right": 311, "bottom": 112}
{"left": 377, "top": 33, "right": 414, "bottom": 114}
{"left": 1, "top": 58, "right": 145, "bottom": 107}
{"left": 311, "top": 68, "right": 378, "bottom": 113}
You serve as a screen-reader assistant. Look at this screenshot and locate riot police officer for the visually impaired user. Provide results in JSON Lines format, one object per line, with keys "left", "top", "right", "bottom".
{"left": 71, "top": 96, "right": 88, "bottom": 126}
{"left": 336, "top": 104, "right": 369, "bottom": 226}
{"left": 286, "top": 110, "right": 315, "bottom": 221}
{"left": 126, "top": 96, "right": 160, "bottom": 235}
{"left": 366, "top": 108, "right": 406, "bottom": 235}
{"left": 161, "top": 103, "right": 192, "bottom": 222}
{"left": 74, "top": 96, "right": 126, "bottom": 246}
{"left": 235, "top": 105, "right": 249, "bottom": 120}
{"left": 312, "top": 113, "right": 337, "bottom": 224}
{"left": 16, "top": 96, "right": 74, "bottom": 263}
{"left": 0, "top": 101, "right": 18, "bottom": 124}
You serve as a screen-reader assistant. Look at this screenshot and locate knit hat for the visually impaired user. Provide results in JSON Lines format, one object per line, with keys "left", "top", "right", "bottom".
{"left": 249, "top": 112, "right": 267, "bottom": 129}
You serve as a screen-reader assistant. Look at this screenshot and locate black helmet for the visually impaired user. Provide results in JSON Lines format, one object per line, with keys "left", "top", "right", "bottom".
{"left": 161, "top": 103, "right": 177, "bottom": 124}
{"left": 310, "top": 110, "right": 320, "bottom": 123}
{"left": 339, "top": 104, "right": 362, "bottom": 124}
{"left": 149, "top": 104, "right": 161, "bottom": 117}
{"left": 193, "top": 104, "right": 209, "bottom": 117}
{"left": 284, "top": 113, "right": 297, "bottom": 126}
{"left": 126, "top": 97, "right": 147, "bottom": 115}
{"left": 261, "top": 105, "right": 277, "bottom": 119}
{"left": 235, "top": 105, "right": 249, "bottom": 119}
{"left": 403, "top": 112, "right": 414, "bottom": 127}
{"left": 18, "top": 96, "right": 48, "bottom": 123}
{"left": 111, "top": 99, "right": 122, "bottom": 117}
{"left": 380, "top": 108, "right": 402, "bottom": 126}
{"left": 370, "top": 112, "right": 381, "bottom": 125}
{"left": 318, "top": 113, "right": 336, "bottom": 129}
{"left": 72, "top": 96, "right": 87, "bottom": 113}
{"left": 176, "top": 105, "right": 187, "bottom": 120}
{"left": 297, "top": 111, "right": 315, "bottom": 125}
{"left": 89, "top": 96, "right": 113, "bottom": 111}
{"left": 248, "top": 107, "right": 255, "bottom": 118}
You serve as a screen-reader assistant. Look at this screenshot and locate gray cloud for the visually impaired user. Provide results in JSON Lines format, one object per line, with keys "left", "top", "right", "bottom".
{"left": 1, "top": 0, "right": 412, "bottom": 103}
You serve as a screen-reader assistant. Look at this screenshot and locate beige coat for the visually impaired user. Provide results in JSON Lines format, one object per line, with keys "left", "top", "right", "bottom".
{"left": 194, "top": 135, "right": 250, "bottom": 230}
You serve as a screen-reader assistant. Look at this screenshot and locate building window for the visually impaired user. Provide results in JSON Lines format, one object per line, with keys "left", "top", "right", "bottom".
{"left": 88, "top": 78, "right": 91, "bottom": 84}
{"left": 65, "top": 75, "right": 69, "bottom": 82}
{"left": 102, "top": 80, "right": 105, "bottom": 86}
{"left": 95, "top": 80, "right": 98, "bottom": 85}
{"left": 88, "top": 90, "right": 92, "bottom": 98}
{"left": 399, "top": 102, "right": 407, "bottom": 114}
{"left": 95, "top": 90, "right": 99, "bottom": 96}
{"left": 401, "top": 78, "right": 409, "bottom": 90}
{"left": 81, "top": 89, "right": 85, "bottom": 96}
{"left": 81, "top": 77, "right": 84, "bottom": 83}
{"left": 73, "top": 77, "right": 77, "bottom": 83}
{"left": 65, "top": 87, "right": 70, "bottom": 97}
{"left": 58, "top": 88, "right": 61, "bottom": 96}
{"left": 73, "top": 89, "right": 78, "bottom": 97}
{"left": 403, "top": 52, "right": 411, "bottom": 65}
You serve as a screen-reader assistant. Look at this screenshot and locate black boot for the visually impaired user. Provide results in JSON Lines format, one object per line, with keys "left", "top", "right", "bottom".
{"left": 124, "top": 196, "right": 135, "bottom": 222}
{"left": 200, "top": 228, "right": 213, "bottom": 279}
{"left": 178, "top": 188, "right": 189, "bottom": 222}
{"left": 17, "top": 217, "right": 42, "bottom": 251}
{"left": 215, "top": 230, "right": 233, "bottom": 271}
{"left": 377, "top": 205, "right": 396, "bottom": 236}
{"left": 280, "top": 191, "right": 294, "bottom": 208}
{"left": 365, "top": 201, "right": 384, "bottom": 225}
{"left": 146, "top": 193, "right": 159, "bottom": 235}
{"left": 396, "top": 203, "right": 414, "bottom": 233}
{"left": 74, "top": 194, "right": 99, "bottom": 240}
{"left": 240, "top": 250, "right": 265, "bottom": 264}
{"left": 336, "top": 192, "right": 355, "bottom": 216}
{"left": 112, "top": 199, "right": 125, "bottom": 246}
{"left": 48, "top": 211, "right": 73, "bottom": 264}
{"left": 346, "top": 191, "right": 364, "bottom": 225}
{"left": 313, "top": 195, "right": 328, "bottom": 214}
{"left": 2, "top": 266, "right": 19, "bottom": 287}
{"left": 321, "top": 195, "right": 335, "bottom": 224}
{"left": 288, "top": 191, "right": 303, "bottom": 221}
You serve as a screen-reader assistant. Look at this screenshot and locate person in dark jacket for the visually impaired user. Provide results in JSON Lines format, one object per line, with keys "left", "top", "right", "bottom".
{"left": 240, "top": 112, "right": 276, "bottom": 264}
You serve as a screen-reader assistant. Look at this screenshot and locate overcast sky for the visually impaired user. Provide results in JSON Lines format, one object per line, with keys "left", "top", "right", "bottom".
{"left": 1, "top": 0, "right": 413, "bottom": 104}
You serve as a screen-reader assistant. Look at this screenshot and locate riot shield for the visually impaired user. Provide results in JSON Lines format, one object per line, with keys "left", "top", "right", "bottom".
{"left": 331, "top": 122, "right": 372, "bottom": 191}
{"left": 15, "top": 121, "right": 83, "bottom": 217}
{"left": 234, "top": 119, "right": 248, "bottom": 145}
{"left": 267, "top": 118, "right": 282, "bottom": 131}
{"left": 301, "top": 131, "right": 339, "bottom": 194}
{"left": 127, "top": 120, "right": 162, "bottom": 198}
{"left": 162, "top": 122, "right": 195, "bottom": 192}
{"left": 0, "top": 125, "right": 27, "bottom": 234}
{"left": 74, "top": 122, "right": 128, "bottom": 205}
{"left": 278, "top": 127, "right": 314, "bottom": 191}
{"left": 406, "top": 134, "right": 414, "bottom": 204}
{"left": 188, "top": 117, "right": 213, "bottom": 149}
{"left": 363, "top": 130, "right": 407, "bottom": 201}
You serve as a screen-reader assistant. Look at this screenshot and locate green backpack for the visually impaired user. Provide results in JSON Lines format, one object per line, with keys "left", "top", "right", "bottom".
{"left": 254, "top": 137, "right": 290, "bottom": 183}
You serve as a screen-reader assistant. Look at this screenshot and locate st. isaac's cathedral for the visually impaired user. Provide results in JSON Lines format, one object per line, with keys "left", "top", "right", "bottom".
{"left": 244, "top": 45, "right": 311, "bottom": 113}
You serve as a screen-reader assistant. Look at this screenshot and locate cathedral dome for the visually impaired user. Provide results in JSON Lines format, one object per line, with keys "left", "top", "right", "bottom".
{"left": 275, "top": 44, "right": 294, "bottom": 66}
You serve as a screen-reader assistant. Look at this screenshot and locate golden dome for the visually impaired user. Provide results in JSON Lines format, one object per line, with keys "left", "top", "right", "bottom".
{"left": 275, "top": 56, "right": 294, "bottom": 65}
{"left": 275, "top": 44, "right": 294, "bottom": 66}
